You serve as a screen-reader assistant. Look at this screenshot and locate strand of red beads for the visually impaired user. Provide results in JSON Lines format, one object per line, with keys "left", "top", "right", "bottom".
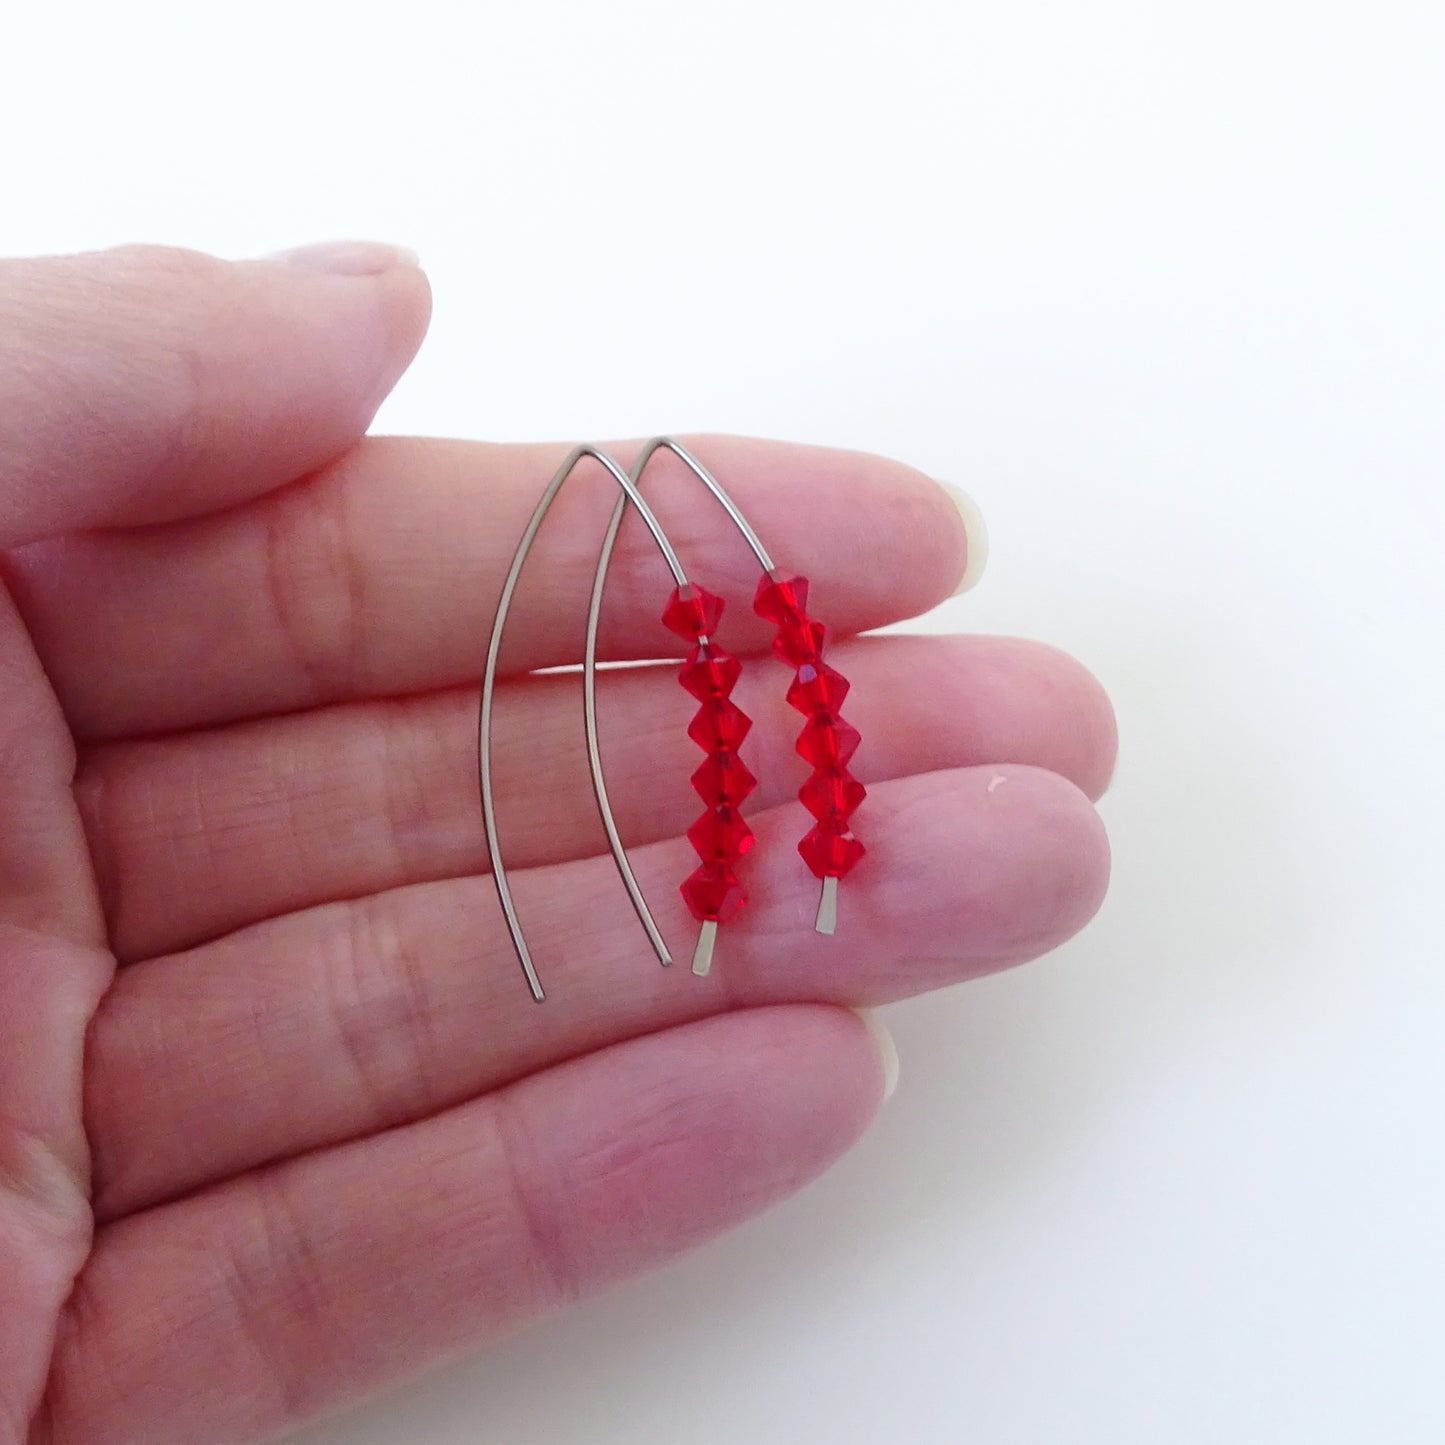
{"left": 752, "top": 571, "right": 865, "bottom": 932}
{"left": 663, "top": 582, "right": 757, "bottom": 975}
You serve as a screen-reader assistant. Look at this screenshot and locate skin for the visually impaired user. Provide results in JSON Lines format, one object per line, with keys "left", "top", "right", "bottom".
{"left": 0, "top": 241, "right": 1116, "bottom": 1445}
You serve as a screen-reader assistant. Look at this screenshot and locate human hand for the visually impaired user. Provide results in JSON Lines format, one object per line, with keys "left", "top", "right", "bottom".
{"left": 0, "top": 242, "right": 1114, "bottom": 1444}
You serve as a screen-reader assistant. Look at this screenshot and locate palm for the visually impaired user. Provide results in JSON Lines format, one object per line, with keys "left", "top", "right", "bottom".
{"left": 0, "top": 245, "right": 1112, "bottom": 1445}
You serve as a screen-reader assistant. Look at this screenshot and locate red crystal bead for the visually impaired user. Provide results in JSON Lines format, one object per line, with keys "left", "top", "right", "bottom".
{"left": 799, "top": 768, "right": 866, "bottom": 822}
{"left": 662, "top": 583, "right": 724, "bottom": 640}
{"left": 691, "top": 752, "right": 757, "bottom": 806}
{"left": 772, "top": 618, "right": 825, "bottom": 667}
{"left": 679, "top": 642, "right": 741, "bottom": 701}
{"left": 786, "top": 660, "right": 850, "bottom": 714}
{"left": 753, "top": 571, "right": 811, "bottom": 626}
{"left": 680, "top": 863, "right": 748, "bottom": 922}
{"left": 796, "top": 713, "right": 861, "bottom": 768}
{"left": 687, "top": 805, "right": 755, "bottom": 865}
{"left": 798, "top": 823, "right": 866, "bottom": 879}
{"left": 687, "top": 698, "right": 752, "bottom": 752}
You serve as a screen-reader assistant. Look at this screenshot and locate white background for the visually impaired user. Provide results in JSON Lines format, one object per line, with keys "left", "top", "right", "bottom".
{"left": 5, "top": 1, "right": 1443, "bottom": 1441}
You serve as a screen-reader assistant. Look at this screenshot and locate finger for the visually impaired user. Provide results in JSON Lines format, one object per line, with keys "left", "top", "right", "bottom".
{"left": 47, "top": 1005, "right": 886, "bottom": 1445}
{"left": 0, "top": 242, "right": 429, "bottom": 550}
{"left": 8, "top": 433, "right": 979, "bottom": 739}
{"left": 88, "top": 765, "right": 1107, "bottom": 1219}
{"left": 81, "top": 633, "right": 1116, "bottom": 962}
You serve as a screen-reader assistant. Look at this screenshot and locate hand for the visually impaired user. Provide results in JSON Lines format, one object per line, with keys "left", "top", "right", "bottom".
{"left": 0, "top": 242, "right": 1114, "bottom": 1445}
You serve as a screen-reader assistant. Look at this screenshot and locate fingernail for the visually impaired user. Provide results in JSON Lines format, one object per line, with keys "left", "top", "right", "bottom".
{"left": 937, "top": 480, "right": 989, "bottom": 595}
{"left": 853, "top": 1007, "right": 900, "bottom": 1101}
{"left": 266, "top": 240, "right": 420, "bottom": 276}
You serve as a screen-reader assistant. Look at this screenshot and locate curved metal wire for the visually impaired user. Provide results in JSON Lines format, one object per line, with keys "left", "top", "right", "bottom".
{"left": 480, "top": 444, "right": 687, "bottom": 1001}
{"left": 584, "top": 438, "right": 780, "bottom": 976}
{"left": 625, "top": 437, "right": 775, "bottom": 572}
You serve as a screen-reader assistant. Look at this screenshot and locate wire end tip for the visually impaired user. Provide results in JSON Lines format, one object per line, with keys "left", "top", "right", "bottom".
{"left": 691, "top": 920, "right": 718, "bottom": 976}
{"left": 815, "top": 876, "right": 839, "bottom": 935}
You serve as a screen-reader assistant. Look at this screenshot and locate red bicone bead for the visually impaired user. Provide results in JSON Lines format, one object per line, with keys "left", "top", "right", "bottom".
{"left": 796, "top": 713, "right": 861, "bottom": 768}
{"left": 799, "top": 768, "right": 866, "bottom": 822}
{"left": 798, "top": 823, "right": 866, "bottom": 879}
{"left": 687, "top": 805, "right": 755, "bottom": 865}
{"left": 691, "top": 752, "right": 758, "bottom": 806}
{"left": 786, "top": 660, "right": 850, "bottom": 715}
{"left": 679, "top": 643, "right": 741, "bottom": 701}
{"left": 680, "top": 863, "right": 748, "bottom": 922}
{"left": 772, "top": 618, "right": 826, "bottom": 667}
{"left": 753, "top": 571, "right": 811, "bottom": 626}
{"left": 687, "top": 698, "right": 752, "bottom": 752}
{"left": 662, "top": 583, "right": 725, "bottom": 640}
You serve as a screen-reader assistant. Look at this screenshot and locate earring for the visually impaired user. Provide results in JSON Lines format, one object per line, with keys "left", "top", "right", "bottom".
{"left": 752, "top": 568, "right": 866, "bottom": 935}
{"left": 589, "top": 438, "right": 865, "bottom": 956}
{"left": 586, "top": 439, "right": 771, "bottom": 976}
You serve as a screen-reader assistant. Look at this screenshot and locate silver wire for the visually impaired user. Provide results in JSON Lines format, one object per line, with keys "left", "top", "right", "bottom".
{"left": 584, "top": 503, "right": 674, "bottom": 970}
{"left": 815, "top": 874, "right": 839, "bottom": 935}
{"left": 691, "top": 920, "right": 718, "bottom": 976}
{"left": 480, "top": 444, "right": 688, "bottom": 1002}
{"left": 625, "top": 436, "right": 776, "bottom": 573}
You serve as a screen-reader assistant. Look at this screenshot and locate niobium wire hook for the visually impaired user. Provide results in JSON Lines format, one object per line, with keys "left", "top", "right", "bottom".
{"left": 480, "top": 444, "right": 689, "bottom": 1002}
{"left": 584, "top": 438, "right": 776, "bottom": 976}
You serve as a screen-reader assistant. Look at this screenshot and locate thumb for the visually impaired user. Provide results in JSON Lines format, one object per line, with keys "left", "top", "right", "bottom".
{"left": 0, "top": 241, "right": 430, "bottom": 549}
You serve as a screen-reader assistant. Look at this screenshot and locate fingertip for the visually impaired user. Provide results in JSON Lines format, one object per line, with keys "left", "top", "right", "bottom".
{"left": 1067, "top": 656, "right": 1119, "bottom": 801}
{"left": 973, "top": 764, "right": 1113, "bottom": 953}
{"left": 264, "top": 240, "right": 421, "bottom": 274}
{"left": 238, "top": 240, "right": 433, "bottom": 421}
{"left": 840, "top": 764, "right": 1112, "bottom": 987}
{"left": 349, "top": 251, "right": 433, "bottom": 416}
{"left": 0, "top": 241, "right": 435, "bottom": 547}
{"left": 852, "top": 1007, "right": 901, "bottom": 1102}
{"left": 937, "top": 479, "right": 989, "bottom": 595}
{"left": 991, "top": 638, "right": 1119, "bottom": 801}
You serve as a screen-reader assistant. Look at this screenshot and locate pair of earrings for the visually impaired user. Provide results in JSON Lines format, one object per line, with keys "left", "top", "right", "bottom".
{"left": 479, "top": 438, "right": 866, "bottom": 1001}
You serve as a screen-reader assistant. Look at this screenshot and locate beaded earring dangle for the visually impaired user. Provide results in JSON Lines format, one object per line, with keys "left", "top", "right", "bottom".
{"left": 479, "top": 439, "right": 866, "bottom": 1001}
{"left": 752, "top": 567, "right": 867, "bottom": 936}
